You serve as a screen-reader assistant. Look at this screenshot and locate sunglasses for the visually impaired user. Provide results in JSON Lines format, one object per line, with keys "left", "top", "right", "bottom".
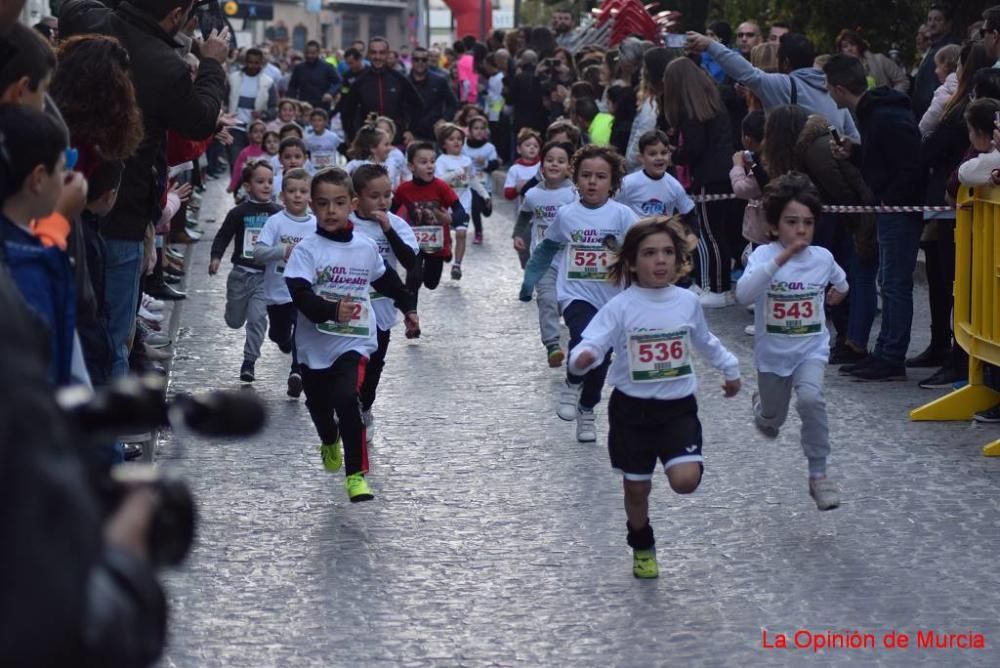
{"left": 413, "top": 57, "right": 429, "bottom": 62}
{"left": 737, "top": 32, "right": 758, "bottom": 38}
{"left": 981, "top": 27, "right": 998, "bottom": 38}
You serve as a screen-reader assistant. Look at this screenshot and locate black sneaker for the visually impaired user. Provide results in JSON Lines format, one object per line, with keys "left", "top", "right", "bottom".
{"left": 451, "top": 264, "right": 462, "bottom": 280}
{"left": 240, "top": 359, "right": 255, "bottom": 382}
{"left": 164, "top": 264, "right": 185, "bottom": 278}
{"left": 829, "top": 341, "right": 867, "bottom": 365}
{"left": 850, "top": 357, "right": 906, "bottom": 381}
{"left": 974, "top": 405, "right": 1000, "bottom": 423}
{"left": 287, "top": 370, "right": 302, "bottom": 398}
{"left": 146, "top": 276, "right": 186, "bottom": 300}
{"left": 123, "top": 442, "right": 144, "bottom": 461}
{"left": 906, "top": 345, "right": 950, "bottom": 368}
{"left": 918, "top": 365, "right": 966, "bottom": 389}
{"left": 839, "top": 354, "right": 873, "bottom": 374}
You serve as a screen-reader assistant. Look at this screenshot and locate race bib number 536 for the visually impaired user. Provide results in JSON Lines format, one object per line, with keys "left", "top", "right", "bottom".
{"left": 566, "top": 243, "right": 611, "bottom": 281}
{"left": 627, "top": 329, "right": 692, "bottom": 382}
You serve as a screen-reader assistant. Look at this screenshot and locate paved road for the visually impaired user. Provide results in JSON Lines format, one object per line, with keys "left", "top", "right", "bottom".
{"left": 158, "top": 180, "right": 1000, "bottom": 667}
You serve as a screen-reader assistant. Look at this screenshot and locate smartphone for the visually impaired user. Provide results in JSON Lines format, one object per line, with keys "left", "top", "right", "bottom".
{"left": 743, "top": 150, "right": 754, "bottom": 165}
{"left": 828, "top": 125, "right": 842, "bottom": 144}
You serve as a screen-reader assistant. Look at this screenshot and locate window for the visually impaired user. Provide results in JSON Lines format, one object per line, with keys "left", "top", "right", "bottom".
{"left": 369, "top": 12, "right": 387, "bottom": 41}
{"left": 293, "top": 25, "right": 307, "bottom": 52}
{"left": 342, "top": 14, "right": 359, "bottom": 47}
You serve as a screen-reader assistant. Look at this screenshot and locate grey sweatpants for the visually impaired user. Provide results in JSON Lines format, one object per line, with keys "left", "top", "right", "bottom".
{"left": 754, "top": 359, "right": 829, "bottom": 476}
{"left": 225, "top": 265, "right": 267, "bottom": 362}
{"left": 535, "top": 265, "right": 560, "bottom": 349}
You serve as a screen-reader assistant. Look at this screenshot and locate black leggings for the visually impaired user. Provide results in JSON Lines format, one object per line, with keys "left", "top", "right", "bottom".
{"left": 471, "top": 191, "right": 486, "bottom": 235}
{"left": 359, "top": 328, "right": 391, "bottom": 411}
{"left": 923, "top": 220, "right": 956, "bottom": 351}
{"left": 694, "top": 184, "right": 740, "bottom": 293}
{"left": 266, "top": 302, "right": 298, "bottom": 372}
{"left": 301, "top": 352, "right": 368, "bottom": 475}
{"left": 405, "top": 253, "right": 444, "bottom": 306}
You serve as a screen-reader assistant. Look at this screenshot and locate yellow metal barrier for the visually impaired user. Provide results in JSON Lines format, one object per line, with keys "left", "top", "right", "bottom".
{"left": 911, "top": 186, "right": 1000, "bottom": 455}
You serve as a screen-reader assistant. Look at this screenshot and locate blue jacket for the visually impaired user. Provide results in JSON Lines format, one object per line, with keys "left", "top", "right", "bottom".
{"left": 707, "top": 41, "right": 860, "bottom": 142}
{"left": 288, "top": 59, "right": 341, "bottom": 109}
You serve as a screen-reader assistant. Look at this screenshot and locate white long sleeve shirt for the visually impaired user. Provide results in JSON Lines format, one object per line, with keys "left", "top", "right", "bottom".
{"left": 735, "top": 242, "right": 848, "bottom": 376}
{"left": 569, "top": 285, "right": 740, "bottom": 400}
{"left": 350, "top": 211, "right": 419, "bottom": 330}
{"left": 958, "top": 148, "right": 1000, "bottom": 187}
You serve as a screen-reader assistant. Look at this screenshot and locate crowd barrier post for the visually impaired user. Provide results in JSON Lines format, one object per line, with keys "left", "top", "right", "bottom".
{"left": 911, "top": 186, "right": 1000, "bottom": 456}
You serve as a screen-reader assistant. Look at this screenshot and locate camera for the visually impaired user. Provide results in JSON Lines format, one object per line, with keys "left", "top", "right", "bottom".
{"left": 58, "top": 376, "right": 267, "bottom": 567}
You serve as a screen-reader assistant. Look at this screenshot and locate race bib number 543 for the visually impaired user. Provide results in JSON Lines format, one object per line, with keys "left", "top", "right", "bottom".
{"left": 627, "top": 329, "right": 692, "bottom": 382}
{"left": 566, "top": 243, "right": 611, "bottom": 281}
{"left": 765, "top": 291, "right": 822, "bottom": 336}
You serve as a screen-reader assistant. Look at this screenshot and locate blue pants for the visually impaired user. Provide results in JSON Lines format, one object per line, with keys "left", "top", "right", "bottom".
{"left": 564, "top": 300, "right": 611, "bottom": 410}
{"left": 103, "top": 239, "right": 144, "bottom": 378}
{"left": 872, "top": 213, "right": 922, "bottom": 364}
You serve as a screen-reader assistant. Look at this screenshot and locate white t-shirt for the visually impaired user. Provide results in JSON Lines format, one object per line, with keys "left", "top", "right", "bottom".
{"left": 304, "top": 128, "right": 342, "bottom": 170}
{"left": 345, "top": 158, "right": 401, "bottom": 190}
{"left": 504, "top": 161, "right": 541, "bottom": 209}
{"left": 283, "top": 233, "right": 386, "bottom": 368}
{"left": 520, "top": 179, "right": 576, "bottom": 261}
{"left": 543, "top": 199, "right": 639, "bottom": 310}
{"left": 463, "top": 142, "right": 499, "bottom": 194}
{"left": 735, "top": 242, "right": 849, "bottom": 376}
{"left": 350, "top": 211, "right": 418, "bottom": 330}
{"left": 387, "top": 147, "right": 409, "bottom": 186}
{"left": 616, "top": 169, "right": 695, "bottom": 217}
{"left": 236, "top": 74, "right": 260, "bottom": 125}
{"left": 256, "top": 209, "right": 316, "bottom": 304}
{"left": 435, "top": 153, "right": 475, "bottom": 213}
{"left": 569, "top": 285, "right": 741, "bottom": 400}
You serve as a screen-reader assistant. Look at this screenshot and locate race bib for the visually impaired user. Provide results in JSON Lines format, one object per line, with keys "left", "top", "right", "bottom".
{"left": 534, "top": 223, "right": 548, "bottom": 243}
{"left": 566, "top": 243, "right": 611, "bottom": 281}
{"left": 242, "top": 226, "right": 263, "bottom": 260}
{"left": 765, "top": 291, "right": 822, "bottom": 336}
{"left": 412, "top": 225, "right": 444, "bottom": 253}
{"left": 312, "top": 151, "right": 334, "bottom": 168}
{"left": 316, "top": 289, "right": 371, "bottom": 338}
{"left": 627, "top": 329, "right": 692, "bottom": 382}
{"left": 370, "top": 289, "right": 387, "bottom": 301}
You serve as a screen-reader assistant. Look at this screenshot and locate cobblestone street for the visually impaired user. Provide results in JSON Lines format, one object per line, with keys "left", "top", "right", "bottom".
{"left": 158, "top": 180, "right": 1000, "bottom": 667}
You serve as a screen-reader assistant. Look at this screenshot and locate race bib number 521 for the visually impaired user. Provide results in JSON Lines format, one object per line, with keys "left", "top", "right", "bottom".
{"left": 566, "top": 243, "right": 611, "bottom": 281}
{"left": 627, "top": 329, "right": 692, "bottom": 382}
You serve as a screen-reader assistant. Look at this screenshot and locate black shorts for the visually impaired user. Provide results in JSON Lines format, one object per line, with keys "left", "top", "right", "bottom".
{"left": 607, "top": 390, "right": 703, "bottom": 480}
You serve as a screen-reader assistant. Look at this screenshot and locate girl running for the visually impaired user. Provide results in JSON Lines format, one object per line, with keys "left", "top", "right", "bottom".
{"left": 374, "top": 116, "right": 409, "bottom": 187}
{"left": 284, "top": 168, "right": 420, "bottom": 503}
{"left": 520, "top": 145, "right": 639, "bottom": 442}
{"left": 345, "top": 121, "right": 396, "bottom": 183}
{"left": 512, "top": 140, "right": 576, "bottom": 368}
{"left": 349, "top": 164, "right": 419, "bottom": 437}
{"left": 505, "top": 128, "right": 542, "bottom": 267}
{"left": 435, "top": 122, "right": 490, "bottom": 280}
{"left": 735, "top": 172, "right": 848, "bottom": 511}
{"left": 568, "top": 217, "right": 741, "bottom": 578}
{"left": 228, "top": 120, "right": 267, "bottom": 197}
{"left": 462, "top": 115, "right": 500, "bottom": 245}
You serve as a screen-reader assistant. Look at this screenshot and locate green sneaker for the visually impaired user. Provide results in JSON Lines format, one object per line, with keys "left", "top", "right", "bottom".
{"left": 345, "top": 472, "right": 374, "bottom": 503}
{"left": 320, "top": 440, "right": 342, "bottom": 473}
{"left": 633, "top": 548, "right": 659, "bottom": 579}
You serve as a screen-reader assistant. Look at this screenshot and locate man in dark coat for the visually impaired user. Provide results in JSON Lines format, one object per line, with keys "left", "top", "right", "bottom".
{"left": 338, "top": 36, "right": 424, "bottom": 143}
{"left": 408, "top": 45, "right": 458, "bottom": 141}
{"left": 288, "top": 39, "right": 341, "bottom": 110}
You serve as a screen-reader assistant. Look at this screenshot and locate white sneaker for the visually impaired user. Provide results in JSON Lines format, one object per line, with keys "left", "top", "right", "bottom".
{"left": 142, "top": 294, "right": 165, "bottom": 311}
{"left": 362, "top": 408, "right": 375, "bottom": 438}
{"left": 700, "top": 291, "right": 734, "bottom": 309}
{"left": 744, "top": 324, "right": 755, "bottom": 336}
{"left": 576, "top": 408, "right": 597, "bottom": 442}
{"left": 138, "top": 304, "right": 164, "bottom": 322}
{"left": 557, "top": 381, "right": 583, "bottom": 421}
{"left": 687, "top": 283, "right": 704, "bottom": 296}
{"left": 745, "top": 302, "right": 755, "bottom": 313}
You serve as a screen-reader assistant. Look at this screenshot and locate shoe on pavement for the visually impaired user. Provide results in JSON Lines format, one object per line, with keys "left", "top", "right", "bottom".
{"left": 829, "top": 341, "right": 868, "bottom": 365}
{"left": 699, "top": 290, "right": 734, "bottom": 309}
{"left": 345, "top": 472, "right": 374, "bottom": 502}
{"left": 839, "top": 354, "right": 873, "bottom": 375}
{"left": 162, "top": 272, "right": 182, "bottom": 285}
{"left": 850, "top": 357, "right": 906, "bottom": 381}
{"left": 743, "top": 324, "right": 755, "bottom": 336}
{"left": 165, "top": 247, "right": 185, "bottom": 261}
{"left": 576, "top": 408, "right": 597, "bottom": 442}
{"left": 906, "top": 345, "right": 950, "bottom": 368}
{"left": 752, "top": 391, "right": 779, "bottom": 438}
{"left": 143, "top": 343, "right": 172, "bottom": 361}
{"left": 809, "top": 477, "right": 840, "bottom": 511}
{"left": 472, "top": 232, "right": 483, "bottom": 245}
{"left": 633, "top": 548, "right": 659, "bottom": 579}
{"left": 164, "top": 263, "right": 185, "bottom": 278}
{"left": 170, "top": 229, "right": 201, "bottom": 244}
{"left": 146, "top": 277, "right": 186, "bottom": 301}
{"left": 362, "top": 408, "right": 375, "bottom": 438}
{"left": 557, "top": 381, "right": 583, "bottom": 421}
{"left": 142, "top": 294, "right": 165, "bottom": 312}
{"left": 546, "top": 345, "right": 565, "bottom": 368}
{"left": 918, "top": 364, "right": 966, "bottom": 389}
{"left": 320, "top": 439, "right": 342, "bottom": 472}
{"left": 451, "top": 264, "right": 462, "bottom": 280}
{"left": 138, "top": 304, "right": 163, "bottom": 323}
{"left": 240, "top": 359, "right": 255, "bottom": 382}
{"left": 287, "top": 371, "right": 303, "bottom": 398}
{"left": 974, "top": 404, "right": 1000, "bottom": 423}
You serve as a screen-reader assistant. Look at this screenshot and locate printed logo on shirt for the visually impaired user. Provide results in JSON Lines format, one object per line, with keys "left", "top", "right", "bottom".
{"left": 241, "top": 213, "right": 271, "bottom": 260}
{"left": 639, "top": 199, "right": 667, "bottom": 215}
{"left": 408, "top": 201, "right": 443, "bottom": 227}
{"left": 532, "top": 204, "right": 560, "bottom": 223}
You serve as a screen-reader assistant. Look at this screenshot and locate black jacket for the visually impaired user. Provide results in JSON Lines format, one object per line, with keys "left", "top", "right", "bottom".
{"left": 920, "top": 102, "right": 969, "bottom": 207}
{"left": 288, "top": 58, "right": 341, "bottom": 109}
{"left": 409, "top": 71, "right": 459, "bottom": 141}
{"left": 507, "top": 65, "right": 548, "bottom": 135}
{"left": 855, "top": 87, "right": 924, "bottom": 205}
{"left": 911, "top": 35, "right": 962, "bottom": 119}
{"left": 339, "top": 66, "right": 424, "bottom": 142}
{"left": 669, "top": 110, "right": 734, "bottom": 190}
{"left": 60, "top": 1, "right": 226, "bottom": 242}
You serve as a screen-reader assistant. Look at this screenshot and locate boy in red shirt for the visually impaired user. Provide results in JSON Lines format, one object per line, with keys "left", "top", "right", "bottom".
{"left": 392, "top": 141, "right": 467, "bottom": 305}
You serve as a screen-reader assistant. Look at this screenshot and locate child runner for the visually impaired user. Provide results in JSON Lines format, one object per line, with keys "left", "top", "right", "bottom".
{"left": 253, "top": 167, "right": 315, "bottom": 397}
{"left": 462, "top": 115, "right": 500, "bottom": 245}
{"left": 374, "top": 115, "right": 409, "bottom": 187}
{"left": 350, "top": 164, "right": 420, "bottom": 436}
{"left": 209, "top": 160, "right": 282, "bottom": 382}
{"left": 616, "top": 130, "right": 696, "bottom": 225}
{"left": 272, "top": 136, "right": 309, "bottom": 194}
{"left": 520, "top": 145, "right": 639, "bottom": 442}
{"left": 262, "top": 130, "right": 280, "bottom": 162}
{"left": 734, "top": 172, "right": 848, "bottom": 511}
{"left": 267, "top": 99, "right": 300, "bottom": 133}
{"left": 568, "top": 217, "right": 741, "bottom": 578}
{"left": 228, "top": 120, "right": 266, "bottom": 196}
{"left": 284, "top": 168, "right": 420, "bottom": 502}
{"left": 393, "top": 141, "right": 465, "bottom": 305}
{"left": 512, "top": 140, "right": 576, "bottom": 368}
{"left": 344, "top": 122, "right": 395, "bottom": 183}
{"left": 435, "top": 122, "right": 489, "bottom": 280}
{"left": 304, "top": 108, "right": 341, "bottom": 170}
{"left": 503, "top": 128, "right": 542, "bottom": 202}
